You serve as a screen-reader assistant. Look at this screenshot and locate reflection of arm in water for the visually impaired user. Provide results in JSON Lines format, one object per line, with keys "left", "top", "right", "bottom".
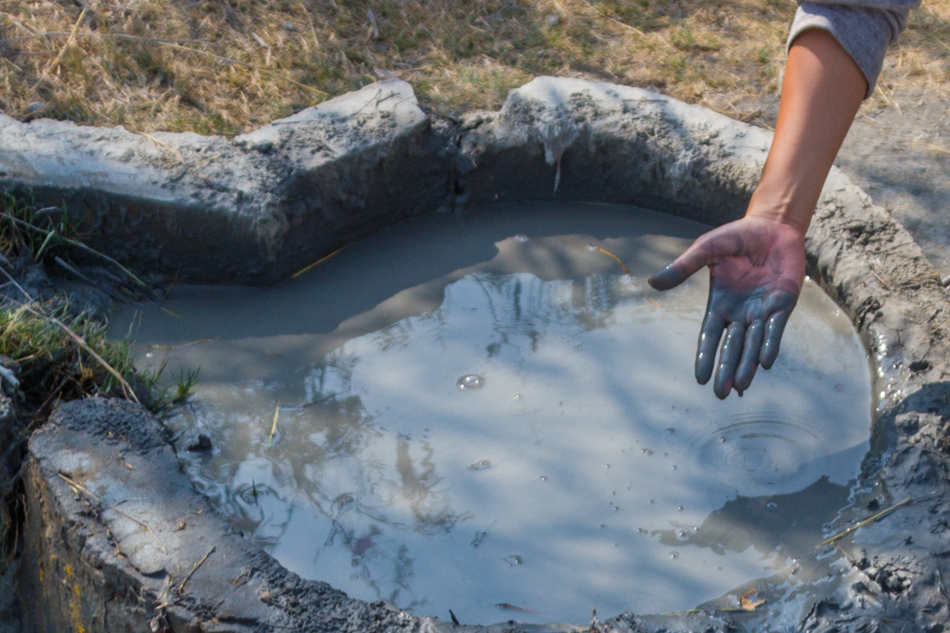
{"left": 649, "top": 2, "right": 916, "bottom": 399}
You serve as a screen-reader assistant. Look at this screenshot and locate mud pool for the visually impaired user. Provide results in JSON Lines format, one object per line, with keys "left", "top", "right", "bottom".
{"left": 111, "top": 202, "right": 873, "bottom": 625}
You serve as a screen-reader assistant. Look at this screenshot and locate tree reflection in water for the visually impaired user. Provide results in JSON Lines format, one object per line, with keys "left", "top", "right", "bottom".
{"left": 132, "top": 205, "right": 871, "bottom": 623}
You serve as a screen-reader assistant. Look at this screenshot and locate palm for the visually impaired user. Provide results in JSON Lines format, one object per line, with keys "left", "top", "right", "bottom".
{"left": 649, "top": 217, "right": 806, "bottom": 399}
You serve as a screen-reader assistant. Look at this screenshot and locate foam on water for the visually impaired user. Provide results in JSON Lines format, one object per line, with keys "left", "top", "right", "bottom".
{"left": 111, "top": 202, "right": 872, "bottom": 625}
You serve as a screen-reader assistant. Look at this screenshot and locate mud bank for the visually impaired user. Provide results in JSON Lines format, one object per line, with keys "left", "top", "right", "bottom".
{"left": 8, "top": 77, "right": 950, "bottom": 632}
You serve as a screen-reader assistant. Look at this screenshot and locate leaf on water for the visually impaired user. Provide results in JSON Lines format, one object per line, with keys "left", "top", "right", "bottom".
{"left": 739, "top": 588, "right": 765, "bottom": 611}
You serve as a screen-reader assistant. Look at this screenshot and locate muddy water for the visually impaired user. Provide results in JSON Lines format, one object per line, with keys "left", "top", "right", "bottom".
{"left": 112, "top": 202, "right": 872, "bottom": 625}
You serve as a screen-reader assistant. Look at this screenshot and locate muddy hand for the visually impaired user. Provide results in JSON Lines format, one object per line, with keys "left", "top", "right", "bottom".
{"left": 648, "top": 216, "right": 806, "bottom": 399}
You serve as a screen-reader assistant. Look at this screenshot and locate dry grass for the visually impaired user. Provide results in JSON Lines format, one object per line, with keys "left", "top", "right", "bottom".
{"left": 0, "top": 1, "right": 947, "bottom": 135}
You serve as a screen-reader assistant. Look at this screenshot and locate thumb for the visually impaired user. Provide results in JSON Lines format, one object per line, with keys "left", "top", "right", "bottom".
{"left": 648, "top": 237, "right": 712, "bottom": 291}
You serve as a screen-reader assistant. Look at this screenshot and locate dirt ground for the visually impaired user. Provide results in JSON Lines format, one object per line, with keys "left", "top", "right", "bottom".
{"left": 837, "top": 85, "right": 950, "bottom": 277}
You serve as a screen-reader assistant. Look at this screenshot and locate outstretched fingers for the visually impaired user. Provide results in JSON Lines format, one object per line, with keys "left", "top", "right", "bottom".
{"left": 733, "top": 320, "right": 765, "bottom": 393}
{"left": 760, "top": 309, "right": 792, "bottom": 369}
{"left": 714, "top": 322, "right": 746, "bottom": 399}
{"left": 695, "top": 312, "right": 725, "bottom": 385}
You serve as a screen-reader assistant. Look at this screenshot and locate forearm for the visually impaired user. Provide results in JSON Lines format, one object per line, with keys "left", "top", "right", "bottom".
{"left": 745, "top": 28, "right": 866, "bottom": 234}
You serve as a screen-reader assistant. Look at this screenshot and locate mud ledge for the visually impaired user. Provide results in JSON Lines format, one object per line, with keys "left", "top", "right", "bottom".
{"left": 11, "top": 77, "right": 950, "bottom": 632}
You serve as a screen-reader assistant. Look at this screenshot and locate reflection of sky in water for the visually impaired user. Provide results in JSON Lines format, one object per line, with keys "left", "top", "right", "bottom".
{"left": 114, "top": 203, "right": 872, "bottom": 625}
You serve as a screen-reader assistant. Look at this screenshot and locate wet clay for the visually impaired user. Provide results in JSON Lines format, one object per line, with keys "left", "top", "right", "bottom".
{"left": 111, "top": 202, "right": 872, "bottom": 625}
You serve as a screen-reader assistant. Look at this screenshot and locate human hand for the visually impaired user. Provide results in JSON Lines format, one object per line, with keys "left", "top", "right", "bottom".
{"left": 648, "top": 216, "right": 806, "bottom": 399}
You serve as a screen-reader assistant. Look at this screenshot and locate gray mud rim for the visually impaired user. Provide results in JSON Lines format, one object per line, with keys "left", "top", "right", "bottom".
{"left": 10, "top": 77, "right": 950, "bottom": 632}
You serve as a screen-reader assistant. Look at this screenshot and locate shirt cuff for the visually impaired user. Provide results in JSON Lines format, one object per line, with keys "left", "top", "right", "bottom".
{"left": 788, "top": 3, "right": 911, "bottom": 98}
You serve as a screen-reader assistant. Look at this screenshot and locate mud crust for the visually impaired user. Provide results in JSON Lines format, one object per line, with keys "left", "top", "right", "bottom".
{"left": 7, "top": 77, "right": 950, "bottom": 633}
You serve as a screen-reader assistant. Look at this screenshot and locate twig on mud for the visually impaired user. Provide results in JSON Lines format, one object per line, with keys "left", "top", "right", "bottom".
{"left": 819, "top": 492, "right": 938, "bottom": 547}
{"left": 178, "top": 545, "right": 216, "bottom": 594}
{"left": 868, "top": 266, "right": 891, "bottom": 290}
{"left": 57, "top": 471, "right": 166, "bottom": 554}
{"left": 267, "top": 402, "right": 280, "bottom": 447}
{"left": 0, "top": 210, "right": 158, "bottom": 298}
{"left": 834, "top": 543, "right": 859, "bottom": 567}
{"left": 291, "top": 246, "right": 346, "bottom": 279}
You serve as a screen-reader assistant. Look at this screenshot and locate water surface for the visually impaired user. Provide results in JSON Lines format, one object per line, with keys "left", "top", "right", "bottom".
{"left": 112, "top": 202, "right": 872, "bottom": 625}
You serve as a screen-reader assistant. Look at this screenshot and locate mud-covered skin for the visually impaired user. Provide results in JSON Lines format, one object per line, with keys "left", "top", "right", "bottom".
{"left": 649, "top": 216, "right": 805, "bottom": 399}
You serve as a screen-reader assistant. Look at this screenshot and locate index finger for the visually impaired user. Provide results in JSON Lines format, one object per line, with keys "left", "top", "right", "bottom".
{"left": 648, "top": 238, "right": 713, "bottom": 291}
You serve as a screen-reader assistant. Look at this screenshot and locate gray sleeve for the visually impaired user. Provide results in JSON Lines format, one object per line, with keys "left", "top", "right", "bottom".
{"left": 788, "top": 1, "right": 919, "bottom": 98}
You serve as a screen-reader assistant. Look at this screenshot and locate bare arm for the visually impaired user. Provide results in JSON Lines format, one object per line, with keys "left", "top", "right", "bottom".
{"left": 649, "top": 29, "right": 866, "bottom": 398}
{"left": 747, "top": 28, "right": 867, "bottom": 233}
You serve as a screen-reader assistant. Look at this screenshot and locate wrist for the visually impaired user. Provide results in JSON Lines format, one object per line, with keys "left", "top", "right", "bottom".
{"left": 744, "top": 187, "right": 814, "bottom": 237}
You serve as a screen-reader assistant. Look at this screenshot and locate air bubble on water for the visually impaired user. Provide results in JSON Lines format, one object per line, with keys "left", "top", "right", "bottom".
{"left": 641, "top": 448, "right": 653, "bottom": 456}
{"left": 719, "top": 436, "right": 727, "bottom": 443}
{"left": 457, "top": 374, "right": 484, "bottom": 390}
{"left": 671, "top": 465, "right": 677, "bottom": 470}
{"left": 766, "top": 501, "right": 779, "bottom": 511}
{"left": 514, "top": 234, "right": 529, "bottom": 243}
{"left": 677, "top": 506, "right": 683, "bottom": 511}
{"left": 636, "top": 527, "right": 644, "bottom": 533}
{"left": 586, "top": 244, "right": 597, "bottom": 251}
{"left": 670, "top": 552, "right": 679, "bottom": 560}
{"left": 145, "top": 351, "right": 154, "bottom": 359}
{"left": 503, "top": 554, "right": 523, "bottom": 566}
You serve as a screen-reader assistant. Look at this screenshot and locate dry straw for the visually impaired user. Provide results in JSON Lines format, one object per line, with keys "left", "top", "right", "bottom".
{"left": 2, "top": 1, "right": 947, "bottom": 135}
